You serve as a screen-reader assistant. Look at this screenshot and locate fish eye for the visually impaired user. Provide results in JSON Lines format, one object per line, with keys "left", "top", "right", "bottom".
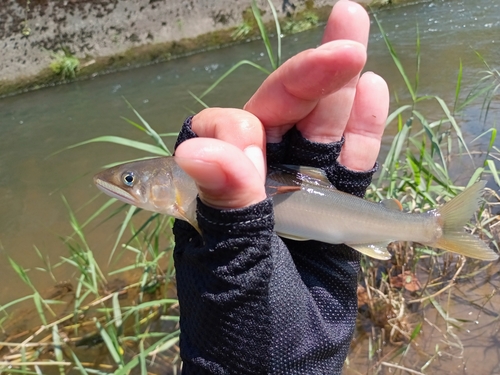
{"left": 122, "top": 172, "right": 135, "bottom": 187}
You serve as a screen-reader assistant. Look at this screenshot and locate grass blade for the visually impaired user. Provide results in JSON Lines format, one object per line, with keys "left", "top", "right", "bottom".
{"left": 266, "top": 0, "right": 281, "bottom": 67}
{"left": 453, "top": 59, "right": 463, "bottom": 113}
{"left": 199, "top": 60, "right": 271, "bottom": 99}
{"left": 434, "top": 96, "right": 471, "bottom": 158}
{"left": 112, "top": 292, "right": 123, "bottom": 331}
{"left": 71, "top": 350, "right": 90, "bottom": 375}
{"left": 52, "top": 325, "right": 65, "bottom": 375}
{"left": 109, "top": 205, "right": 137, "bottom": 263}
{"left": 56, "top": 136, "right": 169, "bottom": 157}
{"left": 123, "top": 98, "right": 171, "bottom": 155}
{"left": 95, "top": 319, "right": 123, "bottom": 367}
{"left": 374, "top": 14, "right": 416, "bottom": 101}
{"left": 251, "top": 0, "right": 276, "bottom": 70}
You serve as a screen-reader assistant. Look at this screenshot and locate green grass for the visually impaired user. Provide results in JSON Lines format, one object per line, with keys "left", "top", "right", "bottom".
{"left": 1, "top": 2, "right": 500, "bottom": 374}
{"left": 344, "top": 17, "right": 500, "bottom": 375}
{"left": 49, "top": 47, "right": 80, "bottom": 80}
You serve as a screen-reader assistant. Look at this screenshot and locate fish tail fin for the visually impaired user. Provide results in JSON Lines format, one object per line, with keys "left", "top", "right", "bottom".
{"left": 434, "top": 181, "right": 498, "bottom": 260}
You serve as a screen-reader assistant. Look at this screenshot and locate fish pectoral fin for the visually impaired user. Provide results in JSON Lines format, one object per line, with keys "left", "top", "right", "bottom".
{"left": 175, "top": 204, "right": 202, "bottom": 235}
{"left": 178, "top": 210, "right": 201, "bottom": 235}
{"left": 276, "top": 232, "right": 309, "bottom": 241}
{"left": 174, "top": 187, "right": 202, "bottom": 235}
{"left": 380, "top": 198, "right": 403, "bottom": 211}
{"left": 348, "top": 243, "right": 392, "bottom": 260}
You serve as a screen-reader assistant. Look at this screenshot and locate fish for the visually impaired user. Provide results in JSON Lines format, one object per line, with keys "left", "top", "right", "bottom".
{"left": 93, "top": 157, "right": 499, "bottom": 261}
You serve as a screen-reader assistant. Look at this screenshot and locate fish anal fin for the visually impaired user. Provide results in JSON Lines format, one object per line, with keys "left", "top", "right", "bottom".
{"left": 276, "top": 232, "right": 309, "bottom": 241}
{"left": 381, "top": 198, "right": 403, "bottom": 211}
{"left": 349, "top": 243, "right": 392, "bottom": 260}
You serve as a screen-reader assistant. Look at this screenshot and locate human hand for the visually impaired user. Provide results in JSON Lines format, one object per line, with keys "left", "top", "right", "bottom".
{"left": 174, "top": 0, "right": 389, "bottom": 210}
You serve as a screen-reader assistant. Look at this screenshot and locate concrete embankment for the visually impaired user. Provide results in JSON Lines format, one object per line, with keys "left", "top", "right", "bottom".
{"left": 1, "top": 0, "right": 378, "bottom": 96}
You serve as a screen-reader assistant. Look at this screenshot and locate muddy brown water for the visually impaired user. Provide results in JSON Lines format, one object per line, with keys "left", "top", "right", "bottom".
{"left": 0, "top": 0, "right": 499, "bottom": 373}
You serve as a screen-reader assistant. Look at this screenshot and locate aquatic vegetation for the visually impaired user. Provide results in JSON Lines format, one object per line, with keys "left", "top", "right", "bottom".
{"left": 282, "top": 10, "right": 319, "bottom": 35}
{"left": 231, "top": 20, "right": 254, "bottom": 40}
{"left": 49, "top": 47, "right": 80, "bottom": 80}
{"left": 231, "top": 6, "right": 256, "bottom": 41}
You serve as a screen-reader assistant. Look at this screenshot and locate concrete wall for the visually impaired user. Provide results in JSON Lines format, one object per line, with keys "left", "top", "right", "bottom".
{"left": 1, "top": 0, "right": 348, "bottom": 87}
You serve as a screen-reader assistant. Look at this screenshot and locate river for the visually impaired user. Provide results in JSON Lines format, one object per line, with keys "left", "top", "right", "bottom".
{"left": 0, "top": 0, "right": 499, "bottom": 373}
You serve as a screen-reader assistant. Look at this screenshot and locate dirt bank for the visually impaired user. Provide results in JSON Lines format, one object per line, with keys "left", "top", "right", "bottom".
{"left": 1, "top": 0, "right": 378, "bottom": 96}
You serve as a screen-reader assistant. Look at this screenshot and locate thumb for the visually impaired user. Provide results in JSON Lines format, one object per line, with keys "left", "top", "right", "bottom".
{"left": 174, "top": 138, "right": 267, "bottom": 210}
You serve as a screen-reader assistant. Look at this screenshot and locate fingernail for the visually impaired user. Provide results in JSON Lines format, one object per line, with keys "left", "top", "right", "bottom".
{"left": 244, "top": 145, "right": 266, "bottom": 182}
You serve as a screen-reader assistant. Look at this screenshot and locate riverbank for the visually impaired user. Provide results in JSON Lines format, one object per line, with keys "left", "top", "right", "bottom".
{"left": 0, "top": 0, "right": 398, "bottom": 97}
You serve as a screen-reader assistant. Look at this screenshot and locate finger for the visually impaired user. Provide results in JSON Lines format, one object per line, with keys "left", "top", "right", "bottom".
{"left": 296, "top": 0, "right": 370, "bottom": 143}
{"left": 175, "top": 138, "right": 266, "bottom": 209}
{"left": 191, "top": 108, "right": 266, "bottom": 181}
{"left": 244, "top": 41, "right": 366, "bottom": 142}
{"left": 338, "top": 72, "right": 389, "bottom": 171}
{"left": 321, "top": 0, "right": 370, "bottom": 47}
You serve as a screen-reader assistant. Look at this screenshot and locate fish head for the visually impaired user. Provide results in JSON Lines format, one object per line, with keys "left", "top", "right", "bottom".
{"left": 93, "top": 158, "right": 180, "bottom": 215}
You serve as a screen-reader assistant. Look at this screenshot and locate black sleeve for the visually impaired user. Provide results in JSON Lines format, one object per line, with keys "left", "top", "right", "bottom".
{"left": 173, "top": 116, "right": 376, "bottom": 374}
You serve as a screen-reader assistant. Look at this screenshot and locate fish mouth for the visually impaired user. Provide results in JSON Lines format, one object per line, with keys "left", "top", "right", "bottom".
{"left": 94, "top": 177, "right": 136, "bottom": 205}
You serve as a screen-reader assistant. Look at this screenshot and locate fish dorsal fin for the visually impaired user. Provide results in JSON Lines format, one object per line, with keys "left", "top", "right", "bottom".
{"left": 291, "top": 165, "right": 332, "bottom": 186}
{"left": 380, "top": 198, "right": 403, "bottom": 211}
{"left": 348, "top": 243, "right": 392, "bottom": 260}
{"left": 267, "top": 164, "right": 334, "bottom": 189}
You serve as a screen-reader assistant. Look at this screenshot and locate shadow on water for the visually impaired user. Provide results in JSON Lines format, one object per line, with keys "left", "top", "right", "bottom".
{"left": 0, "top": 0, "right": 499, "bottom": 372}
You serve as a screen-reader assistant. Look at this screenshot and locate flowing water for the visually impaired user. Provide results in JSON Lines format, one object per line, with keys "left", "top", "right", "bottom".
{"left": 0, "top": 0, "right": 499, "bottom": 372}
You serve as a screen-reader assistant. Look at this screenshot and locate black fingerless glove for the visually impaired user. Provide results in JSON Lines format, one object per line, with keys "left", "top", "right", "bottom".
{"left": 173, "top": 115, "right": 377, "bottom": 375}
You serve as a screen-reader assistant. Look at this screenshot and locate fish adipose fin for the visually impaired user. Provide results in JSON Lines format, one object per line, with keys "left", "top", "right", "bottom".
{"left": 349, "top": 243, "right": 392, "bottom": 260}
{"left": 432, "top": 181, "right": 498, "bottom": 260}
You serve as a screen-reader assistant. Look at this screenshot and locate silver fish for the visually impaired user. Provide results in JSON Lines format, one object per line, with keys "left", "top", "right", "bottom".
{"left": 94, "top": 157, "right": 498, "bottom": 261}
